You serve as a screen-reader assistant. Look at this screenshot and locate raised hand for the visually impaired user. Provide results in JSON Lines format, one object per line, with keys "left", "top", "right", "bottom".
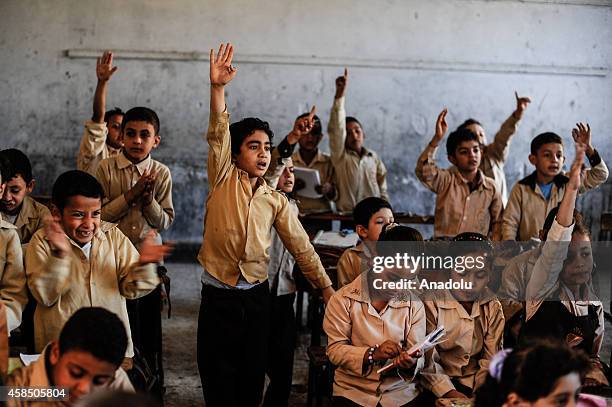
{"left": 432, "top": 108, "right": 448, "bottom": 147}
{"left": 568, "top": 142, "right": 586, "bottom": 192}
{"left": 96, "top": 51, "right": 118, "bottom": 83}
{"left": 287, "top": 105, "right": 317, "bottom": 144}
{"left": 514, "top": 91, "right": 531, "bottom": 120}
{"left": 45, "top": 217, "right": 70, "bottom": 258}
{"left": 138, "top": 230, "right": 174, "bottom": 265}
{"left": 210, "top": 43, "right": 237, "bottom": 87}
{"left": 572, "top": 122, "right": 594, "bottom": 156}
{"left": 334, "top": 68, "right": 348, "bottom": 99}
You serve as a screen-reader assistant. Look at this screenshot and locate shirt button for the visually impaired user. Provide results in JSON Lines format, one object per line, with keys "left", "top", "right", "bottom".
{"left": 464, "top": 354, "right": 470, "bottom": 360}
{"left": 132, "top": 226, "right": 137, "bottom": 230}
{"left": 463, "top": 216, "right": 467, "bottom": 220}
{"left": 466, "top": 197, "right": 470, "bottom": 201}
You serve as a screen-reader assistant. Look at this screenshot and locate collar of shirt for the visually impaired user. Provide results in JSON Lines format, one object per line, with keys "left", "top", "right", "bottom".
{"left": 346, "top": 146, "right": 373, "bottom": 159}
{"left": 117, "top": 151, "right": 152, "bottom": 175}
{"left": 235, "top": 166, "right": 273, "bottom": 196}
{"left": 436, "top": 288, "right": 497, "bottom": 319}
{"left": 0, "top": 217, "right": 17, "bottom": 230}
{"left": 343, "top": 273, "right": 413, "bottom": 310}
{"left": 293, "top": 149, "right": 328, "bottom": 167}
{"left": 14, "top": 196, "right": 39, "bottom": 228}
{"left": 450, "top": 167, "right": 493, "bottom": 192}
{"left": 26, "top": 344, "right": 52, "bottom": 388}
{"left": 519, "top": 170, "right": 569, "bottom": 191}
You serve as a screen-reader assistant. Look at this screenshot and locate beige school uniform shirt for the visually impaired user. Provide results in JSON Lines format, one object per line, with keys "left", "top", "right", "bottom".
{"left": 4, "top": 195, "right": 51, "bottom": 244}
{"left": 328, "top": 97, "right": 389, "bottom": 213}
{"left": 198, "top": 111, "right": 331, "bottom": 289}
{"left": 7, "top": 344, "right": 133, "bottom": 407}
{"left": 96, "top": 152, "right": 174, "bottom": 245}
{"left": 421, "top": 289, "right": 504, "bottom": 397}
{"left": 0, "top": 219, "right": 27, "bottom": 332}
{"left": 292, "top": 149, "right": 336, "bottom": 213}
{"left": 415, "top": 144, "right": 503, "bottom": 240}
{"left": 323, "top": 274, "right": 425, "bottom": 407}
{"left": 77, "top": 120, "right": 122, "bottom": 176}
{"left": 502, "top": 152, "right": 608, "bottom": 241}
{"left": 25, "top": 223, "right": 159, "bottom": 357}
{"left": 497, "top": 247, "right": 539, "bottom": 320}
{"left": 337, "top": 242, "right": 373, "bottom": 288}
{"left": 480, "top": 113, "right": 521, "bottom": 206}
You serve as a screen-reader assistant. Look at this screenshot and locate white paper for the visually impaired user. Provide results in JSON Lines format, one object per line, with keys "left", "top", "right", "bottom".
{"left": 19, "top": 353, "right": 40, "bottom": 366}
{"left": 294, "top": 167, "right": 323, "bottom": 199}
{"left": 312, "top": 230, "right": 359, "bottom": 248}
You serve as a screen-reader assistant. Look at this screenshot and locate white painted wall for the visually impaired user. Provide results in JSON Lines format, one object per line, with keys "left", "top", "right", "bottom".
{"left": 1, "top": 0, "right": 610, "bottom": 240}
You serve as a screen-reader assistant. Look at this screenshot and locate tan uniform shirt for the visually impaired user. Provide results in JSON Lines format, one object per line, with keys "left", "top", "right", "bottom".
{"left": 337, "top": 242, "right": 373, "bottom": 288}
{"left": 77, "top": 120, "right": 121, "bottom": 176}
{"left": 415, "top": 144, "right": 503, "bottom": 239}
{"left": 480, "top": 113, "right": 521, "bottom": 206}
{"left": 96, "top": 152, "right": 174, "bottom": 245}
{"left": 421, "top": 289, "right": 504, "bottom": 397}
{"left": 7, "top": 344, "right": 133, "bottom": 407}
{"left": 497, "top": 247, "right": 539, "bottom": 320}
{"left": 292, "top": 149, "right": 336, "bottom": 213}
{"left": 0, "top": 220, "right": 27, "bottom": 332}
{"left": 323, "top": 274, "right": 425, "bottom": 407}
{"left": 25, "top": 223, "right": 159, "bottom": 356}
{"left": 328, "top": 97, "right": 389, "bottom": 213}
{"left": 198, "top": 111, "right": 331, "bottom": 289}
{"left": 5, "top": 196, "right": 51, "bottom": 244}
{"left": 502, "top": 155, "right": 608, "bottom": 241}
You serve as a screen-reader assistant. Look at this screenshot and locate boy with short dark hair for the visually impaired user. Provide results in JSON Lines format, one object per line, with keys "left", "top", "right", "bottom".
{"left": 457, "top": 92, "right": 531, "bottom": 205}
{"left": 328, "top": 69, "right": 388, "bottom": 212}
{"left": 502, "top": 123, "right": 608, "bottom": 241}
{"left": 337, "top": 197, "right": 394, "bottom": 288}
{"left": 197, "top": 43, "right": 334, "bottom": 406}
{"left": 416, "top": 109, "right": 503, "bottom": 240}
{"left": 25, "top": 170, "right": 171, "bottom": 358}
{"left": 7, "top": 307, "right": 134, "bottom": 406}
{"left": 0, "top": 148, "right": 51, "bottom": 244}
{"left": 78, "top": 51, "right": 124, "bottom": 175}
{"left": 0, "top": 156, "right": 27, "bottom": 333}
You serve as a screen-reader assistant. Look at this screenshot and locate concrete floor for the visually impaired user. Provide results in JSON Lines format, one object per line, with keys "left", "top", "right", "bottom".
{"left": 161, "top": 262, "right": 310, "bottom": 407}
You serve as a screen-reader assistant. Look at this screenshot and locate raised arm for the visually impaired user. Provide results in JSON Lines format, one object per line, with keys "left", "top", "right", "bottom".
{"left": 487, "top": 92, "right": 531, "bottom": 162}
{"left": 0, "top": 229, "right": 27, "bottom": 332}
{"left": 206, "top": 43, "right": 237, "bottom": 188}
{"left": 328, "top": 69, "right": 348, "bottom": 163}
{"left": 415, "top": 108, "right": 451, "bottom": 192}
{"left": 93, "top": 51, "right": 118, "bottom": 123}
{"left": 572, "top": 122, "right": 609, "bottom": 193}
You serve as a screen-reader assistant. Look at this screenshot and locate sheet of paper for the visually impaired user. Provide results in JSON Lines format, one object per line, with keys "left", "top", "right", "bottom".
{"left": 312, "top": 230, "right": 359, "bottom": 248}
{"left": 19, "top": 353, "right": 40, "bottom": 366}
{"left": 294, "top": 167, "right": 323, "bottom": 199}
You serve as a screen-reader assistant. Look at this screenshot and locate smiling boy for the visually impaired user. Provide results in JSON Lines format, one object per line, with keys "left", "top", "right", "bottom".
{"left": 25, "top": 170, "right": 171, "bottom": 357}
{"left": 416, "top": 109, "right": 503, "bottom": 240}
{"left": 502, "top": 124, "right": 608, "bottom": 241}
{"left": 197, "top": 43, "right": 334, "bottom": 406}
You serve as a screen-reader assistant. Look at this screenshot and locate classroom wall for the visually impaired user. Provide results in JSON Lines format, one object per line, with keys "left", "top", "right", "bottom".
{"left": 1, "top": 0, "right": 611, "bottom": 241}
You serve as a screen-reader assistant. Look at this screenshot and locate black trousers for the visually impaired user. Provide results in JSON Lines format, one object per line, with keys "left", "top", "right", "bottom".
{"left": 197, "top": 282, "right": 270, "bottom": 407}
{"left": 263, "top": 292, "right": 297, "bottom": 407}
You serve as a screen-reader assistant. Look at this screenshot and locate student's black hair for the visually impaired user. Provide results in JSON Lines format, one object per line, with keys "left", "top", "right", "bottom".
{"left": 451, "top": 232, "right": 494, "bottom": 267}
{"left": 541, "top": 206, "right": 590, "bottom": 241}
{"left": 474, "top": 340, "right": 589, "bottom": 407}
{"left": 104, "top": 107, "right": 124, "bottom": 123}
{"left": 376, "top": 224, "right": 424, "bottom": 258}
{"left": 51, "top": 170, "right": 105, "bottom": 211}
{"left": 0, "top": 152, "right": 12, "bottom": 184}
{"left": 229, "top": 118, "right": 274, "bottom": 156}
{"left": 457, "top": 118, "right": 482, "bottom": 130}
{"left": 353, "top": 197, "right": 393, "bottom": 228}
{"left": 1, "top": 148, "right": 33, "bottom": 183}
{"left": 530, "top": 132, "right": 563, "bottom": 156}
{"left": 446, "top": 127, "right": 480, "bottom": 157}
{"left": 296, "top": 112, "right": 322, "bottom": 136}
{"left": 345, "top": 116, "right": 362, "bottom": 128}
{"left": 121, "top": 106, "right": 160, "bottom": 135}
{"left": 58, "top": 307, "right": 128, "bottom": 367}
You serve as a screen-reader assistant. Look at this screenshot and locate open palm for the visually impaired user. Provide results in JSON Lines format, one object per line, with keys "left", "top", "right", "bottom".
{"left": 210, "top": 43, "right": 237, "bottom": 86}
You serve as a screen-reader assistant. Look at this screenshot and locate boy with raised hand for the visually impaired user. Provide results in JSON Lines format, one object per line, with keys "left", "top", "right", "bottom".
{"left": 0, "top": 148, "right": 51, "bottom": 244}
{"left": 416, "top": 109, "right": 503, "bottom": 240}
{"left": 457, "top": 92, "right": 531, "bottom": 205}
{"left": 197, "top": 43, "right": 334, "bottom": 406}
{"left": 502, "top": 123, "right": 608, "bottom": 241}
{"left": 77, "top": 51, "right": 123, "bottom": 175}
{"left": 328, "top": 68, "right": 388, "bottom": 213}
{"left": 7, "top": 307, "right": 135, "bottom": 407}
{"left": 0, "top": 156, "right": 27, "bottom": 333}
{"left": 25, "top": 170, "right": 171, "bottom": 361}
